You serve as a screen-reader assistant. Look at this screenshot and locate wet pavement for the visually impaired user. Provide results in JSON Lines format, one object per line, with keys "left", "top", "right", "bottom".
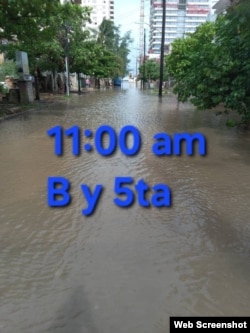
{"left": 0, "top": 84, "right": 250, "bottom": 332}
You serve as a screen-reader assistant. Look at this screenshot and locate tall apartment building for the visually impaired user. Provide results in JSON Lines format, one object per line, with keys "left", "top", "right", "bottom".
{"left": 212, "top": 0, "right": 238, "bottom": 14}
{"left": 149, "top": 0, "right": 212, "bottom": 56}
{"left": 78, "top": 0, "right": 114, "bottom": 27}
{"left": 60, "top": 0, "right": 114, "bottom": 27}
{"left": 207, "top": 0, "right": 220, "bottom": 21}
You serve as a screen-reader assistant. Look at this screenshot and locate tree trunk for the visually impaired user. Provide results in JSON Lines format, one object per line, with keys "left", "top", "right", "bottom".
{"left": 77, "top": 72, "right": 81, "bottom": 93}
{"left": 52, "top": 70, "right": 57, "bottom": 92}
{"left": 34, "top": 68, "right": 40, "bottom": 101}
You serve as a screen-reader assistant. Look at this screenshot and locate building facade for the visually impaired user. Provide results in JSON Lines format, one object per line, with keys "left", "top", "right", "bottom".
{"left": 207, "top": 0, "right": 220, "bottom": 21}
{"left": 212, "top": 0, "right": 238, "bottom": 15}
{"left": 60, "top": 0, "right": 114, "bottom": 27}
{"left": 79, "top": 0, "right": 114, "bottom": 27}
{"left": 149, "top": 0, "right": 212, "bottom": 56}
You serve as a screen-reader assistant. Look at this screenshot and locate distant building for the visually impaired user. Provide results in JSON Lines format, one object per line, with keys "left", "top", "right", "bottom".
{"left": 149, "top": 0, "right": 212, "bottom": 56}
{"left": 62, "top": 0, "right": 115, "bottom": 28}
{"left": 207, "top": 0, "right": 219, "bottom": 22}
{"left": 207, "top": 0, "right": 239, "bottom": 22}
{"left": 212, "top": 0, "right": 239, "bottom": 14}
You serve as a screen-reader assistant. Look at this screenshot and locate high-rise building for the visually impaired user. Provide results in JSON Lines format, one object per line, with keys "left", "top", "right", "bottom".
{"left": 149, "top": 0, "right": 211, "bottom": 56}
{"left": 60, "top": 0, "right": 114, "bottom": 27}
{"left": 80, "top": 0, "right": 114, "bottom": 27}
{"left": 212, "top": 0, "right": 238, "bottom": 15}
{"left": 207, "top": 0, "right": 220, "bottom": 21}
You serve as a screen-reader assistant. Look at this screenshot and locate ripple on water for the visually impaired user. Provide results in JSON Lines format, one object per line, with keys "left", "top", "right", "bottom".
{"left": 0, "top": 87, "right": 250, "bottom": 333}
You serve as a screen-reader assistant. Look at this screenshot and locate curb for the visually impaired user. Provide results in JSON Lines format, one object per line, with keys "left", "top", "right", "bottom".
{"left": 0, "top": 103, "right": 53, "bottom": 122}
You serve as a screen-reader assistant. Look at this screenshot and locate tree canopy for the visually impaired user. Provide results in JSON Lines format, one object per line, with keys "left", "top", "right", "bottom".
{"left": 0, "top": 1, "right": 132, "bottom": 80}
{"left": 0, "top": 0, "right": 60, "bottom": 42}
{"left": 166, "top": 0, "right": 250, "bottom": 126}
{"left": 138, "top": 58, "right": 168, "bottom": 82}
{"left": 96, "top": 19, "right": 133, "bottom": 77}
{"left": 0, "top": 1, "right": 91, "bottom": 73}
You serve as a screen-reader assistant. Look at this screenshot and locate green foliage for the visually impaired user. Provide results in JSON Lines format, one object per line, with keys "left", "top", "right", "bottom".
{"left": 0, "top": 1, "right": 91, "bottom": 73}
{"left": 98, "top": 19, "right": 120, "bottom": 51}
{"left": 167, "top": 22, "right": 217, "bottom": 107}
{"left": 0, "top": 60, "right": 18, "bottom": 80}
{"left": 96, "top": 19, "right": 133, "bottom": 77}
{"left": 139, "top": 59, "right": 168, "bottom": 82}
{"left": 0, "top": 2, "right": 132, "bottom": 82}
{"left": 70, "top": 40, "right": 121, "bottom": 78}
{"left": 0, "top": 83, "right": 8, "bottom": 94}
{"left": 166, "top": 0, "right": 250, "bottom": 126}
{"left": 0, "top": 0, "right": 59, "bottom": 42}
{"left": 118, "top": 31, "right": 133, "bottom": 77}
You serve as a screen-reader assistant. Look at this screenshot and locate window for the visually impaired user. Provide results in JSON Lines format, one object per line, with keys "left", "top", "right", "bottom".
{"left": 178, "top": 0, "right": 187, "bottom": 10}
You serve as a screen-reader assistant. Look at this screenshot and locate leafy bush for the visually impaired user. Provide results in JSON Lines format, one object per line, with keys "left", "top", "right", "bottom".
{"left": 0, "top": 61, "right": 18, "bottom": 81}
{"left": 166, "top": 0, "right": 250, "bottom": 126}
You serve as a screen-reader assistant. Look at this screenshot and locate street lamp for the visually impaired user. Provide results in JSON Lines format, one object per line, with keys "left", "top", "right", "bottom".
{"left": 159, "top": 0, "right": 166, "bottom": 97}
{"left": 135, "top": 20, "right": 169, "bottom": 92}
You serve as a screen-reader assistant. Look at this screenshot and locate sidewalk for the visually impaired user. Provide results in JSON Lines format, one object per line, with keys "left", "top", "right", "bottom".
{"left": 0, "top": 93, "right": 66, "bottom": 121}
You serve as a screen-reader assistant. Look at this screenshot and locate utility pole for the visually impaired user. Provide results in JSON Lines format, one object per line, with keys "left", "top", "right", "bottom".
{"left": 159, "top": 0, "right": 166, "bottom": 97}
{"left": 65, "top": 52, "right": 70, "bottom": 97}
{"left": 63, "top": 23, "right": 70, "bottom": 97}
{"left": 143, "top": 28, "right": 146, "bottom": 88}
{"left": 34, "top": 67, "right": 40, "bottom": 100}
{"left": 139, "top": 0, "right": 145, "bottom": 88}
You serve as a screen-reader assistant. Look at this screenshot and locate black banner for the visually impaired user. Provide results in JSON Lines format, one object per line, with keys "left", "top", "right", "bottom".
{"left": 170, "top": 317, "right": 250, "bottom": 331}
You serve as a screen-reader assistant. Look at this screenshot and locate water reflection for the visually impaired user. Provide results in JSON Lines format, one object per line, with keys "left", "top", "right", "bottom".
{"left": 0, "top": 86, "right": 250, "bottom": 333}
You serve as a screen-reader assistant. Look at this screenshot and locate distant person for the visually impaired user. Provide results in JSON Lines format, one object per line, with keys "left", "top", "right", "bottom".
{"left": 86, "top": 78, "right": 90, "bottom": 87}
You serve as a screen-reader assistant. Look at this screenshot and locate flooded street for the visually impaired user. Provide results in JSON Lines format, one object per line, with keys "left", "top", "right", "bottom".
{"left": 0, "top": 84, "right": 250, "bottom": 333}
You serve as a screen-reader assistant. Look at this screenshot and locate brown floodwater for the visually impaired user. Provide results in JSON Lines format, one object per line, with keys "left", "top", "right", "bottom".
{"left": 0, "top": 84, "right": 250, "bottom": 332}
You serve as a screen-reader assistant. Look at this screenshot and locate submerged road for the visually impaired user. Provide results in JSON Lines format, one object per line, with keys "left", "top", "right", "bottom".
{"left": 0, "top": 84, "right": 250, "bottom": 332}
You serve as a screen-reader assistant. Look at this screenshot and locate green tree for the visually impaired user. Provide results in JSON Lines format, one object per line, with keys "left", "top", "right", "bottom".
{"left": 118, "top": 31, "right": 133, "bottom": 77}
{"left": 70, "top": 40, "right": 121, "bottom": 83}
{"left": 166, "top": 0, "right": 250, "bottom": 126}
{"left": 139, "top": 59, "right": 168, "bottom": 82}
{"left": 97, "top": 19, "right": 120, "bottom": 51}
{"left": 139, "top": 60, "right": 155, "bottom": 82}
{"left": 0, "top": 1, "right": 132, "bottom": 92}
{"left": 0, "top": 0, "right": 59, "bottom": 42}
{"left": 0, "top": 1, "right": 92, "bottom": 98}
{"left": 0, "top": 1, "right": 91, "bottom": 73}
{"left": 216, "top": 0, "right": 250, "bottom": 125}
{"left": 166, "top": 22, "right": 217, "bottom": 106}
{"left": 0, "top": 60, "right": 18, "bottom": 81}
{"left": 96, "top": 19, "right": 132, "bottom": 77}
